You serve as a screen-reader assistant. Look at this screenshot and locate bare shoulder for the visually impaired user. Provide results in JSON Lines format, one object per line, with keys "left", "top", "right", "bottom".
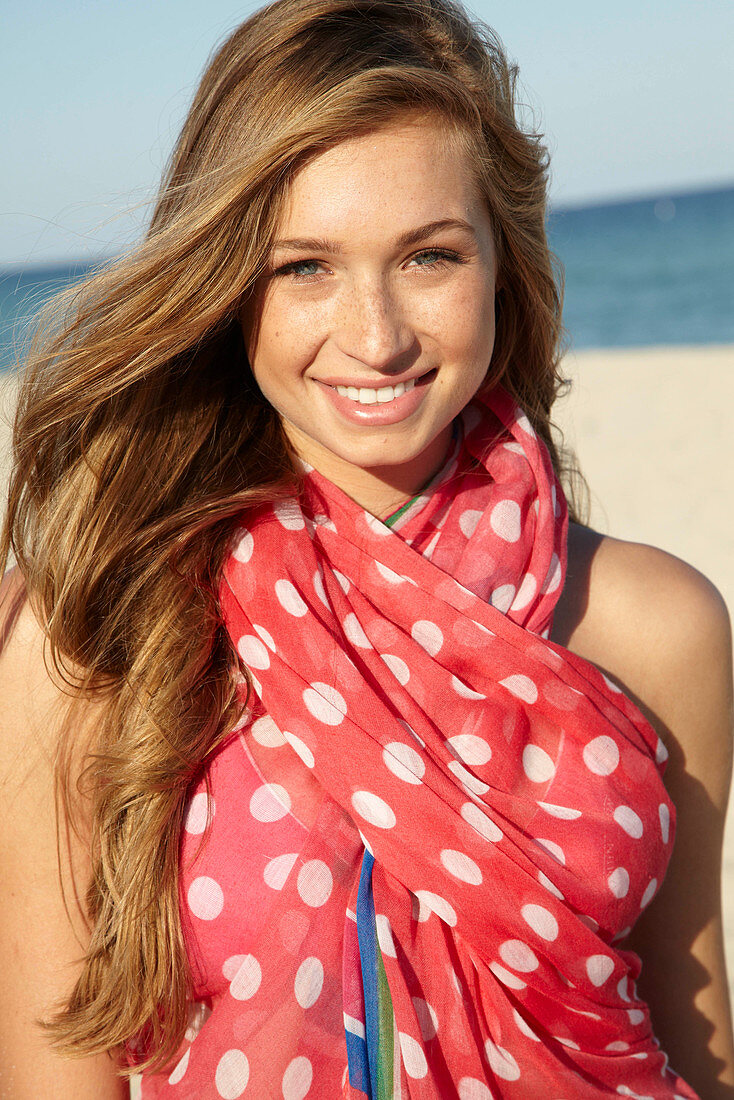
{"left": 552, "top": 523, "right": 733, "bottom": 768}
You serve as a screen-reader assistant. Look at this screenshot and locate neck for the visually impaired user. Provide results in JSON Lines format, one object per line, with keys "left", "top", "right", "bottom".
{"left": 286, "top": 423, "right": 454, "bottom": 519}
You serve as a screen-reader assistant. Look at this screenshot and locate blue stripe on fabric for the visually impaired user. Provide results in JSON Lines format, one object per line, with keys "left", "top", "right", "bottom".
{"left": 356, "top": 848, "right": 379, "bottom": 1099}
{"left": 345, "top": 1027, "right": 371, "bottom": 1095}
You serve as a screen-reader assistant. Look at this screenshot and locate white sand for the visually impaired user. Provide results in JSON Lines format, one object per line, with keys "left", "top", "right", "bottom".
{"left": 0, "top": 345, "right": 732, "bottom": 1090}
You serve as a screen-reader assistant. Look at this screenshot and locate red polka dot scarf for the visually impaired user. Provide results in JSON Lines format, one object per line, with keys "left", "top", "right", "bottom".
{"left": 160, "top": 388, "right": 698, "bottom": 1097}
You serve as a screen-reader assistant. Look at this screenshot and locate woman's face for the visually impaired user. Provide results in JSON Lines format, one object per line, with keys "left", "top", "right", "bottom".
{"left": 242, "top": 115, "right": 498, "bottom": 513}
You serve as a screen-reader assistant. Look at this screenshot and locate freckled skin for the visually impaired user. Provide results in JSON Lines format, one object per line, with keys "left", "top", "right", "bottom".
{"left": 241, "top": 117, "right": 498, "bottom": 518}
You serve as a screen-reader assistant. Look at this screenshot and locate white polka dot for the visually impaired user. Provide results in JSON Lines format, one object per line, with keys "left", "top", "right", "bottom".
{"left": 447, "top": 734, "right": 492, "bottom": 766}
{"left": 342, "top": 612, "right": 371, "bottom": 648}
{"left": 659, "top": 803, "right": 670, "bottom": 844}
{"left": 534, "top": 837, "right": 566, "bottom": 865}
{"left": 351, "top": 790, "right": 396, "bottom": 829}
{"left": 515, "top": 412, "right": 535, "bottom": 436}
{"left": 383, "top": 742, "right": 424, "bottom": 784}
{"left": 215, "top": 1050, "right": 250, "bottom": 1098}
{"left": 283, "top": 730, "right": 315, "bottom": 768}
{"left": 617, "top": 975, "right": 631, "bottom": 1001}
{"left": 449, "top": 760, "right": 489, "bottom": 796}
{"left": 521, "top": 904, "right": 559, "bottom": 941}
{"left": 489, "top": 962, "right": 526, "bottom": 990}
{"left": 640, "top": 878, "right": 658, "bottom": 908}
{"left": 222, "top": 955, "right": 246, "bottom": 981}
{"left": 510, "top": 573, "right": 538, "bottom": 611}
{"left": 294, "top": 956, "right": 323, "bottom": 1008}
{"left": 281, "top": 1055, "right": 313, "bottom": 1100}
{"left": 297, "top": 860, "right": 333, "bottom": 907}
{"left": 628, "top": 1009, "right": 645, "bottom": 1026}
{"left": 461, "top": 801, "right": 503, "bottom": 842}
{"left": 459, "top": 509, "right": 483, "bottom": 538}
{"left": 253, "top": 624, "right": 276, "bottom": 652}
{"left": 275, "top": 579, "right": 308, "bottom": 617}
{"left": 583, "top": 735, "right": 620, "bottom": 775}
{"left": 273, "top": 500, "right": 305, "bottom": 530}
{"left": 188, "top": 876, "right": 224, "bottom": 920}
{"left": 229, "top": 954, "right": 262, "bottom": 1000}
{"left": 332, "top": 569, "right": 350, "bottom": 593}
{"left": 232, "top": 529, "right": 254, "bottom": 563}
{"left": 606, "top": 1041, "right": 629, "bottom": 1052}
{"left": 399, "top": 1031, "right": 428, "bottom": 1078}
{"left": 184, "top": 792, "right": 214, "bottom": 834}
{"left": 168, "top": 1049, "right": 190, "bottom": 1085}
{"left": 513, "top": 1008, "right": 540, "bottom": 1041}
{"left": 586, "top": 954, "right": 614, "bottom": 986}
{"left": 263, "top": 852, "right": 298, "bottom": 890}
{"left": 491, "top": 584, "right": 516, "bottom": 612}
{"left": 412, "top": 997, "right": 438, "bottom": 1040}
{"left": 608, "top": 867, "right": 630, "bottom": 898}
{"left": 303, "top": 682, "right": 347, "bottom": 725}
{"left": 365, "top": 512, "right": 391, "bottom": 537}
{"left": 413, "top": 890, "right": 457, "bottom": 926}
{"left": 381, "top": 652, "right": 410, "bottom": 684}
{"left": 613, "top": 806, "right": 644, "bottom": 838}
{"left": 458, "top": 1077, "right": 494, "bottom": 1100}
{"left": 655, "top": 737, "right": 669, "bottom": 764}
{"left": 251, "top": 715, "right": 287, "bottom": 747}
{"left": 490, "top": 499, "right": 521, "bottom": 542}
{"left": 411, "top": 619, "right": 444, "bottom": 656}
{"left": 538, "top": 801, "right": 581, "bottom": 820}
{"left": 555, "top": 1035, "right": 580, "bottom": 1050}
{"left": 376, "top": 914, "right": 397, "bottom": 957}
{"left": 542, "top": 553, "right": 562, "bottom": 594}
{"left": 237, "top": 635, "right": 270, "bottom": 670}
{"left": 375, "top": 560, "right": 404, "bottom": 584}
{"left": 250, "top": 783, "right": 291, "bottom": 822}
{"left": 484, "top": 1038, "right": 521, "bottom": 1080}
{"left": 499, "top": 674, "right": 538, "bottom": 703}
{"left": 313, "top": 568, "right": 328, "bottom": 607}
{"left": 440, "top": 849, "right": 483, "bottom": 885}
{"left": 538, "top": 870, "right": 565, "bottom": 900}
{"left": 499, "top": 939, "right": 539, "bottom": 972}
{"left": 522, "top": 744, "right": 555, "bottom": 782}
{"left": 451, "top": 675, "right": 486, "bottom": 699}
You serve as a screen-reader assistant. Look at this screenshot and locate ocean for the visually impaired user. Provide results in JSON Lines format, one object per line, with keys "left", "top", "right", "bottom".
{"left": 1, "top": 183, "right": 733, "bottom": 374}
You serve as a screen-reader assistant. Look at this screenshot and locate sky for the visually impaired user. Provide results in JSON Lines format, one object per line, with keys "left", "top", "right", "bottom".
{"left": 2, "top": 0, "right": 733, "bottom": 266}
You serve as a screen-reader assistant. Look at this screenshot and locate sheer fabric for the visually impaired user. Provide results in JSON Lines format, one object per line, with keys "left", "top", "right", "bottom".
{"left": 141, "top": 388, "right": 697, "bottom": 1098}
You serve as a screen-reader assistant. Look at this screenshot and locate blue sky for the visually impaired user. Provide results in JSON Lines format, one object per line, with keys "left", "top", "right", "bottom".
{"left": 3, "top": 0, "right": 733, "bottom": 265}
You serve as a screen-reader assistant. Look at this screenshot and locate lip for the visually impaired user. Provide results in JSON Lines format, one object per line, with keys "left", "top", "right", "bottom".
{"left": 316, "top": 368, "right": 436, "bottom": 426}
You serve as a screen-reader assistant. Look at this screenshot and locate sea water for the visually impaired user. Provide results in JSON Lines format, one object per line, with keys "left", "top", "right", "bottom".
{"left": 1, "top": 183, "right": 733, "bottom": 373}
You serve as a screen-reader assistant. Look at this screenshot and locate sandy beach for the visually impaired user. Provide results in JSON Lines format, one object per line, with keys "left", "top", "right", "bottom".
{"left": 0, "top": 344, "right": 732, "bottom": 1093}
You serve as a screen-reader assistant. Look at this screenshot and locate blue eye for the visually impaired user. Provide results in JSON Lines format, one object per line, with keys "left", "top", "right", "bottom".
{"left": 411, "top": 249, "right": 462, "bottom": 269}
{"left": 275, "top": 259, "right": 323, "bottom": 279}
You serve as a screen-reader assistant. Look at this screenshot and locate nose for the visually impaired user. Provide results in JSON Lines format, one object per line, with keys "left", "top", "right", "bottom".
{"left": 337, "top": 277, "right": 415, "bottom": 372}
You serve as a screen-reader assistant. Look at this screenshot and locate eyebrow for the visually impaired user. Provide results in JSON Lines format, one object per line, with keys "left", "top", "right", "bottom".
{"left": 271, "top": 218, "right": 478, "bottom": 254}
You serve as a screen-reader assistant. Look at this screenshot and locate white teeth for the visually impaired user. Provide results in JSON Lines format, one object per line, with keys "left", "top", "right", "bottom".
{"left": 334, "top": 378, "right": 415, "bottom": 404}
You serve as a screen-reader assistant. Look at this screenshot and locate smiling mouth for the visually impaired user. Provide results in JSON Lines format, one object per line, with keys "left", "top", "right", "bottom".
{"left": 331, "top": 378, "right": 416, "bottom": 405}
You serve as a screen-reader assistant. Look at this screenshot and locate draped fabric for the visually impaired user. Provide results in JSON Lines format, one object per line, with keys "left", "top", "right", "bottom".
{"left": 141, "top": 388, "right": 698, "bottom": 1098}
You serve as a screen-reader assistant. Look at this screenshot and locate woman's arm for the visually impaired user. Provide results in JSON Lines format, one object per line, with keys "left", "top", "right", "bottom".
{"left": 553, "top": 525, "right": 734, "bottom": 1098}
{"left": 0, "top": 570, "right": 129, "bottom": 1100}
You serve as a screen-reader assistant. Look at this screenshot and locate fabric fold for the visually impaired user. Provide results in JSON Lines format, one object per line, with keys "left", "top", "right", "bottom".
{"left": 142, "top": 386, "right": 698, "bottom": 1099}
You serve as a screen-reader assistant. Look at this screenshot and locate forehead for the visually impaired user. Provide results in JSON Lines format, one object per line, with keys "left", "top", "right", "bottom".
{"left": 277, "top": 116, "right": 485, "bottom": 236}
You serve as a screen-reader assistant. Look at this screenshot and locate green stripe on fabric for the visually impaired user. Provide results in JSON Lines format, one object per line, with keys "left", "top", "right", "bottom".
{"left": 375, "top": 938, "right": 395, "bottom": 1099}
{"left": 383, "top": 494, "right": 420, "bottom": 528}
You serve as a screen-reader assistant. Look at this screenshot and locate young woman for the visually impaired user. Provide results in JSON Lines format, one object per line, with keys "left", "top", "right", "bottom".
{"left": 1, "top": 1, "right": 732, "bottom": 1097}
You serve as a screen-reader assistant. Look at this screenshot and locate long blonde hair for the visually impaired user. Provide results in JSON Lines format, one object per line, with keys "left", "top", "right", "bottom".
{"left": 3, "top": 0, "right": 576, "bottom": 1073}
